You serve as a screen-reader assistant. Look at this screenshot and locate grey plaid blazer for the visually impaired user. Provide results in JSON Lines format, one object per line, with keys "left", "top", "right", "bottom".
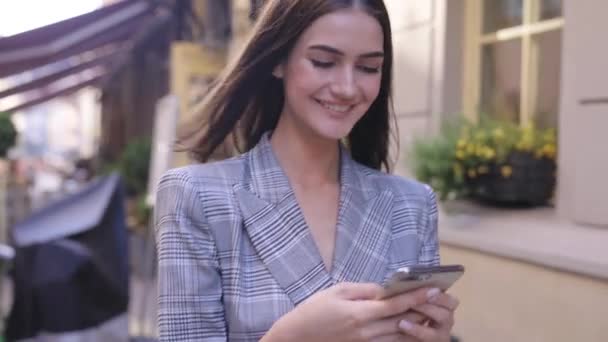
{"left": 155, "top": 133, "right": 440, "bottom": 341}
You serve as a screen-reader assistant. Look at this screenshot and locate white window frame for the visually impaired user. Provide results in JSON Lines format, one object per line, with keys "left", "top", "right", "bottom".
{"left": 463, "top": 0, "right": 564, "bottom": 124}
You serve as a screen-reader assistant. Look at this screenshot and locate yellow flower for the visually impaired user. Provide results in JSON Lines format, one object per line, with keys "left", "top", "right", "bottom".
{"left": 466, "top": 144, "right": 475, "bottom": 154}
{"left": 501, "top": 165, "right": 513, "bottom": 178}
{"left": 492, "top": 128, "right": 504, "bottom": 139}
{"left": 457, "top": 139, "right": 466, "bottom": 149}
{"left": 542, "top": 144, "right": 556, "bottom": 159}
{"left": 543, "top": 129, "right": 556, "bottom": 143}
{"left": 467, "top": 168, "right": 477, "bottom": 179}
{"left": 517, "top": 138, "right": 533, "bottom": 151}
{"left": 484, "top": 148, "right": 496, "bottom": 159}
{"left": 455, "top": 150, "right": 465, "bottom": 160}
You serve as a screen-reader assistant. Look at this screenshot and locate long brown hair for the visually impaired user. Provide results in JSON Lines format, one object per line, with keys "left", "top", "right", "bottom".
{"left": 178, "top": 0, "right": 396, "bottom": 171}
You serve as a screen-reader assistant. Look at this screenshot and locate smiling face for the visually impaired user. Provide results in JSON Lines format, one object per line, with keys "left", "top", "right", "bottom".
{"left": 273, "top": 7, "right": 385, "bottom": 141}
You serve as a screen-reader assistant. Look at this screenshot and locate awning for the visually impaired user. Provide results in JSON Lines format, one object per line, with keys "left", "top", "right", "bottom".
{"left": 0, "top": 0, "right": 153, "bottom": 78}
{"left": 0, "top": 0, "right": 166, "bottom": 114}
{"left": 0, "top": 48, "right": 115, "bottom": 99}
{"left": 2, "top": 73, "right": 105, "bottom": 114}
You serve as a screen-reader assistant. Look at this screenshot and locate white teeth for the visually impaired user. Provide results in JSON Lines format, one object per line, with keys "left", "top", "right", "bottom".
{"left": 319, "top": 101, "right": 351, "bottom": 113}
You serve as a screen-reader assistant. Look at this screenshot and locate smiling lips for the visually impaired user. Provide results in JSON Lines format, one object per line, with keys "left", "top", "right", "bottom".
{"left": 316, "top": 99, "right": 355, "bottom": 115}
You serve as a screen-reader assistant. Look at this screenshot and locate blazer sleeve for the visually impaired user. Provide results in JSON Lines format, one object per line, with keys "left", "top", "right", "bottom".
{"left": 418, "top": 184, "right": 441, "bottom": 266}
{"left": 155, "top": 168, "right": 227, "bottom": 341}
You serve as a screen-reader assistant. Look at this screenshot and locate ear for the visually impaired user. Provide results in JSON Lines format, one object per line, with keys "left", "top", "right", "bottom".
{"left": 272, "top": 63, "right": 284, "bottom": 78}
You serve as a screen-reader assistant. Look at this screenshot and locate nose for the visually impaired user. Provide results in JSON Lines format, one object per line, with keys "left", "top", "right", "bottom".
{"left": 329, "top": 67, "right": 357, "bottom": 100}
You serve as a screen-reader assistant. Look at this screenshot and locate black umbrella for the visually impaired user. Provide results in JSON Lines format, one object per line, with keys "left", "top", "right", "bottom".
{"left": 6, "top": 173, "right": 129, "bottom": 341}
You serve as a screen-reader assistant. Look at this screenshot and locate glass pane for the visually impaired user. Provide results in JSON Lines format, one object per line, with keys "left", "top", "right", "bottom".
{"left": 540, "top": 0, "right": 563, "bottom": 21}
{"left": 534, "top": 30, "right": 562, "bottom": 129}
{"left": 483, "top": 0, "right": 523, "bottom": 33}
{"left": 480, "top": 40, "right": 522, "bottom": 122}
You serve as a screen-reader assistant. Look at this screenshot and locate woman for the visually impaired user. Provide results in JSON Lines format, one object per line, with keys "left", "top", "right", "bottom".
{"left": 155, "top": 0, "right": 459, "bottom": 341}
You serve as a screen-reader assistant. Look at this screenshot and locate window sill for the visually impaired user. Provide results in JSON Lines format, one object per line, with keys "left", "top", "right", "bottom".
{"left": 437, "top": 200, "right": 608, "bottom": 281}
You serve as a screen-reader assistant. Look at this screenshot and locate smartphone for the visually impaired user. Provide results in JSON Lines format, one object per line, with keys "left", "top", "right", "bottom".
{"left": 379, "top": 264, "right": 465, "bottom": 299}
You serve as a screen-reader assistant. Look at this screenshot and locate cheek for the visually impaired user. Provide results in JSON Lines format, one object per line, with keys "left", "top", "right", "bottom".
{"left": 285, "top": 61, "right": 321, "bottom": 95}
{"left": 360, "top": 76, "right": 382, "bottom": 102}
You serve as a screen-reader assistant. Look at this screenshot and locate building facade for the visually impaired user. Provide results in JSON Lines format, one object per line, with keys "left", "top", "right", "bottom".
{"left": 168, "top": 1, "right": 608, "bottom": 340}
{"left": 383, "top": 1, "right": 608, "bottom": 341}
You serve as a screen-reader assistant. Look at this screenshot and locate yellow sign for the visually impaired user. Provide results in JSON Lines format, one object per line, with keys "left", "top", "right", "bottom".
{"left": 169, "top": 42, "right": 227, "bottom": 166}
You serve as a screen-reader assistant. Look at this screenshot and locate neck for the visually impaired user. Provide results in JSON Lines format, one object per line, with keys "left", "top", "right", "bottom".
{"left": 270, "top": 118, "right": 341, "bottom": 188}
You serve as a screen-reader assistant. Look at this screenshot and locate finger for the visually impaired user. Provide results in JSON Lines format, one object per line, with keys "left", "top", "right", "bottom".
{"left": 334, "top": 282, "right": 384, "bottom": 300}
{"left": 427, "top": 292, "right": 460, "bottom": 311}
{"left": 363, "top": 311, "right": 427, "bottom": 340}
{"left": 369, "top": 287, "right": 441, "bottom": 320}
{"left": 373, "top": 334, "right": 421, "bottom": 342}
{"left": 398, "top": 320, "right": 442, "bottom": 341}
{"left": 401, "top": 310, "right": 429, "bottom": 325}
{"left": 363, "top": 315, "right": 403, "bottom": 339}
{"left": 411, "top": 304, "right": 453, "bottom": 327}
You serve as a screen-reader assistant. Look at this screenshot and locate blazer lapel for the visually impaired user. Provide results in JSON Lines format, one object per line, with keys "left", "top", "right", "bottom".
{"left": 330, "top": 149, "right": 394, "bottom": 284}
{"left": 233, "top": 134, "right": 333, "bottom": 306}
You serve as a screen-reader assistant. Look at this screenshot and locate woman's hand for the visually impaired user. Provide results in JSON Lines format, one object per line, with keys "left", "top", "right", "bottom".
{"left": 261, "top": 282, "right": 442, "bottom": 342}
{"left": 395, "top": 292, "right": 460, "bottom": 341}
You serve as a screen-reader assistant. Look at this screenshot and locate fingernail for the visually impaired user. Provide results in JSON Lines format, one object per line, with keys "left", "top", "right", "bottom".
{"left": 399, "top": 320, "right": 413, "bottom": 331}
{"left": 427, "top": 288, "right": 441, "bottom": 299}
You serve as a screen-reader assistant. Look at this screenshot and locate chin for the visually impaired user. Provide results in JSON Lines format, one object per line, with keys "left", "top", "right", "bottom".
{"left": 314, "top": 124, "right": 353, "bottom": 141}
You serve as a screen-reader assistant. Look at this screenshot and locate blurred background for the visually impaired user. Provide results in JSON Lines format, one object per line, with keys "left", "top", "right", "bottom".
{"left": 0, "top": 0, "right": 606, "bottom": 341}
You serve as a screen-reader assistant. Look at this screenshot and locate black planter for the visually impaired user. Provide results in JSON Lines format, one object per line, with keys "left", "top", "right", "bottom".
{"left": 465, "top": 151, "right": 556, "bottom": 206}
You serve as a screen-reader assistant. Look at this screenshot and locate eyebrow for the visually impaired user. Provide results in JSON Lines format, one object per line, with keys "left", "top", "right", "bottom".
{"left": 308, "top": 44, "right": 384, "bottom": 58}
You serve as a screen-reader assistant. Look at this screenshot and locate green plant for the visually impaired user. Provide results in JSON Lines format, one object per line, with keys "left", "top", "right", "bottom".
{"left": 409, "top": 116, "right": 557, "bottom": 203}
{"left": 409, "top": 118, "right": 467, "bottom": 200}
{"left": 99, "top": 138, "right": 152, "bottom": 196}
{"left": 0, "top": 113, "right": 17, "bottom": 158}
{"left": 134, "top": 194, "right": 152, "bottom": 226}
{"left": 119, "top": 137, "right": 152, "bottom": 196}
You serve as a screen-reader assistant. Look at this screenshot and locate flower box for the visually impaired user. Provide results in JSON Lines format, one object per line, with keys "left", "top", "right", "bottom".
{"left": 410, "top": 117, "right": 558, "bottom": 207}
{"left": 465, "top": 151, "right": 556, "bottom": 206}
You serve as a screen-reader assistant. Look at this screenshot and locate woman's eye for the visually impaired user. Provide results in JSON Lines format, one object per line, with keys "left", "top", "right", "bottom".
{"left": 358, "top": 65, "right": 381, "bottom": 74}
{"left": 311, "top": 59, "right": 334, "bottom": 69}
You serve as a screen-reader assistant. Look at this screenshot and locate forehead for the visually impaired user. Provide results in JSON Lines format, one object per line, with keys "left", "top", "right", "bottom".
{"left": 295, "top": 8, "right": 384, "bottom": 54}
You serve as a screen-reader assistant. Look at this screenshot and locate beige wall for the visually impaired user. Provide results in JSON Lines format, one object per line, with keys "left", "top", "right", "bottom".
{"left": 557, "top": 0, "right": 608, "bottom": 226}
{"left": 441, "top": 244, "right": 608, "bottom": 342}
{"left": 385, "top": 0, "right": 464, "bottom": 177}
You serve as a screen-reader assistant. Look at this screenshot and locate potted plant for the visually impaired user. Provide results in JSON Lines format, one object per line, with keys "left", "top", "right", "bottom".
{"left": 410, "top": 117, "right": 557, "bottom": 206}
{"left": 108, "top": 138, "right": 152, "bottom": 229}
{"left": 0, "top": 113, "right": 17, "bottom": 159}
{"left": 456, "top": 119, "right": 557, "bottom": 206}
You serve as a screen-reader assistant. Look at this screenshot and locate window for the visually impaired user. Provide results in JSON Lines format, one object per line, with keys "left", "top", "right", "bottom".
{"left": 463, "top": 0, "right": 563, "bottom": 128}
